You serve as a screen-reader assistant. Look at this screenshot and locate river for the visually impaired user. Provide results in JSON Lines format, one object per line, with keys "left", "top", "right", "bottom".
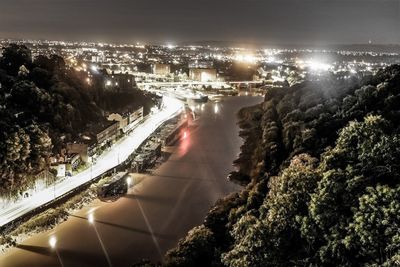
{"left": 0, "top": 95, "right": 263, "bottom": 267}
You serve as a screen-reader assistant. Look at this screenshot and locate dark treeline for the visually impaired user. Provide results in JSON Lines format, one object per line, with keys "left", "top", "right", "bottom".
{"left": 140, "top": 65, "right": 400, "bottom": 266}
{"left": 0, "top": 45, "right": 154, "bottom": 197}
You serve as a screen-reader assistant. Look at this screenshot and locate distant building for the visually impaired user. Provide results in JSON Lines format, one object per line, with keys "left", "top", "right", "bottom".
{"left": 107, "top": 106, "right": 144, "bottom": 134}
{"left": 189, "top": 68, "right": 217, "bottom": 82}
{"left": 107, "top": 113, "right": 128, "bottom": 130}
{"left": 127, "top": 106, "right": 144, "bottom": 132}
{"left": 104, "top": 72, "right": 136, "bottom": 91}
{"left": 152, "top": 63, "right": 171, "bottom": 75}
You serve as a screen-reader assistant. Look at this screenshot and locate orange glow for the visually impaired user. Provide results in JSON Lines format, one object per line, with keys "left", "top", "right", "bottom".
{"left": 178, "top": 130, "right": 190, "bottom": 157}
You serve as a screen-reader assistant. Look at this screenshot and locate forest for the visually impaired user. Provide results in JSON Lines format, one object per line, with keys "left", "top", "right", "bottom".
{"left": 154, "top": 65, "right": 400, "bottom": 266}
{"left": 0, "top": 45, "right": 155, "bottom": 198}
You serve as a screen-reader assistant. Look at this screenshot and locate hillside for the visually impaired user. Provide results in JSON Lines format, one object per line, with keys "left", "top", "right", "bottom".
{"left": 0, "top": 45, "right": 155, "bottom": 197}
{"left": 159, "top": 65, "right": 400, "bottom": 266}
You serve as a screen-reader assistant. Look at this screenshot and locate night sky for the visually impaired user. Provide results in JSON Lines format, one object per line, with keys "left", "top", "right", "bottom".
{"left": 0, "top": 0, "right": 399, "bottom": 45}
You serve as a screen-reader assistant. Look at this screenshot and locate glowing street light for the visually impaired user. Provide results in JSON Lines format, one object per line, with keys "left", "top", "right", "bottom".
{"left": 49, "top": 236, "right": 57, "bottom": 249}
{"left": 88, "top": 213, "right": 94, "bottom": 224}
{"left": 89, "top": 212, "right": 113, "bottom": 267}
{"left": 126, "top": 177, "right": 132, "bottom": 187}
{"left": 49, "top": 235, "right": 64, "bottom": 266}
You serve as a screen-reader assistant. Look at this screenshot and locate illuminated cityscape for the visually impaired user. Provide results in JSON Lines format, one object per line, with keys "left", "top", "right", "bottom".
{"left": 1, "top": 1, "right": 400, "bottom": 267}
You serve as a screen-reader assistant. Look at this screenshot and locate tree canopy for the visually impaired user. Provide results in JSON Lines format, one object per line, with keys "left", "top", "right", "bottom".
{"left": 159, "top": 65, "right": 400, "bottom": 267}
{"left": 0, "top": 45, "right": 155, "bottom": 197}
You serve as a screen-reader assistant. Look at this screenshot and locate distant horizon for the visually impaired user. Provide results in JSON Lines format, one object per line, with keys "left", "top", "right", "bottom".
{"left": 1, "top": 0, "right": 399, "bottom": 48}
{"left": 1, "top": 36, "right": 400, "bottom": 52}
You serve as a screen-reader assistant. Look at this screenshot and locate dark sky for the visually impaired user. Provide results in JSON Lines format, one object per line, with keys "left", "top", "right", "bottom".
{"left": 0, "top": 0, "right": 399, "bottom": 45}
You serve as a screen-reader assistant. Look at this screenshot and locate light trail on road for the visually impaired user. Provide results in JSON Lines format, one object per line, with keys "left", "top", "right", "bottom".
{"left": 0, "top": 97, "right": 183, "bottom": 227}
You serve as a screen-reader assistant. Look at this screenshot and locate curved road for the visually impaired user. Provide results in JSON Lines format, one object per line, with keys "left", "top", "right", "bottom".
{"left": 0, "top": 96, "right": 262, "bottom": 267}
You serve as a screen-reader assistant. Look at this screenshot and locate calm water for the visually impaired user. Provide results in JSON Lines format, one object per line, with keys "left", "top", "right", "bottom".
{"left": 0, "top": 96, "right": 263, "bottom": 267}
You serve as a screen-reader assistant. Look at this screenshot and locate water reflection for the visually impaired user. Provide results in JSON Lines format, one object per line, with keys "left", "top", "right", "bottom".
{"left": 214, "top": 103, "right": 219, "bottom": 114}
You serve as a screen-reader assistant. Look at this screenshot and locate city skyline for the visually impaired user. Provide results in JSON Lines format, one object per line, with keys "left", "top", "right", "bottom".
{"left": 1, "top": 0, "right": 399, "bottom": 45}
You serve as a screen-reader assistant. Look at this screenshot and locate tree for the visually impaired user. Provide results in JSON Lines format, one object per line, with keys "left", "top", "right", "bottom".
{"left": 164, "top": 225, "right": 218, "bottom": 267}
{"left": 344, "top": 185, "right": 400, "bottom": 265}
{"left": 222, "top": 214, "right": 270, "bottom": 267}
{"left": 307, "top": 115, "right": 400, "bottom": 265}
{"left": 0, "top": 44, "right": 32, "bottom": 75}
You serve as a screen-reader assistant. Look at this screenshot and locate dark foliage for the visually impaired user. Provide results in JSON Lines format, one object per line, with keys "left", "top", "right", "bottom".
{"left": 164, "top": 65, "right": 400, "bottom": 266}
{"left": 0, "top": 45, "right": 154, "bottom": 196}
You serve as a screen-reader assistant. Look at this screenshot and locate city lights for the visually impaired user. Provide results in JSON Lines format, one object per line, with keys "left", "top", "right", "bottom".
{"left": 0, "top": 1, "right": 399, "bottom": 266}
{"left": 234, "top": 53, "right": 257, "bottom": 63}
{"left": 308, "top": 61, "right": 331, "bottom": 71}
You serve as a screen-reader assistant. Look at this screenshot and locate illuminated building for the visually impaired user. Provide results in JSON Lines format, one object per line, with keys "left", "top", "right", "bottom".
{"left": 152, "top": 63, "right": 171, "bottom": 75}
{"left": 104, "top": 73, "right": 136, "bottom": 91}
{"left": 189, "top": 68, "right": 217, "bottom": 82}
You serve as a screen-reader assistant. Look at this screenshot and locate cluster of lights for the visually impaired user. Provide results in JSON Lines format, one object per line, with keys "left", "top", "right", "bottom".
{"left": 307, "top": 61, "right": 331, "bottom": 72}
{"left": 234, "top": 54, "right": 257, "bottom": 64}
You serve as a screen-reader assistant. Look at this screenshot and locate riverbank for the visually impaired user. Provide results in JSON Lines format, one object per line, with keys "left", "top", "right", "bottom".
{"left": 0, "top": 96, "right": 263, "bottom": 267}
{"left": 0, "top": 97, "right": 182, "bottom": 228}
{"left": 0, "top": 107, "right": 185, "bottom": 255}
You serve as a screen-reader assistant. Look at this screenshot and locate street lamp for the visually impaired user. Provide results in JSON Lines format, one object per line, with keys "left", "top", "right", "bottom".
{"left": 49, "top": 236, "right": 57, "bottom": 249}
{"left": 88, "top": 212, "right": 113, "bottom": 267}
{"left": 126, "top": 177, "right": 132, "bottom": 188}
{"left": 88, "top": 213, "right": 94, "bottom": 224}
{"left": 49, "top": 235, "right": 64, "bottom": 267}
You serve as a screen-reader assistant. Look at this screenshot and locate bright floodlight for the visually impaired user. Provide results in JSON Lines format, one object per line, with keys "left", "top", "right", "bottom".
{"left": 88, "top": 213, "right": 94, "bottom": 224}
{"left": 49, "top": 236, "right": 57, "bottom": 248}
{"left": 235, "top": 54, "right": 256, "bottom": 63}
{"left": 266, "top": 56, "right": 276, "bottom": 63}
{"left": 308, "top": 61, "right": 331, "bottom": 71}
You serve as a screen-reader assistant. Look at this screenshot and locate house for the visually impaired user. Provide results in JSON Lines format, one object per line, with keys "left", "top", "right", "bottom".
{"left": 95, "top": 121, "right": 120, "bottom": 145}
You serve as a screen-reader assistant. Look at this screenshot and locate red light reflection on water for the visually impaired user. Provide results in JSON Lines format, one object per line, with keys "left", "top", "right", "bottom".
{"left": 178, "top": 129, "right": 190, "bottom": 157}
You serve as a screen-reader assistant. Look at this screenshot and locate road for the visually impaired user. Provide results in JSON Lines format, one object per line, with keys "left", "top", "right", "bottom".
{"left": 0, "top": 96, "right": 183, "bottom": 227}
{"left": 0, "top": 96, "right": 263, "bottom": 267}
